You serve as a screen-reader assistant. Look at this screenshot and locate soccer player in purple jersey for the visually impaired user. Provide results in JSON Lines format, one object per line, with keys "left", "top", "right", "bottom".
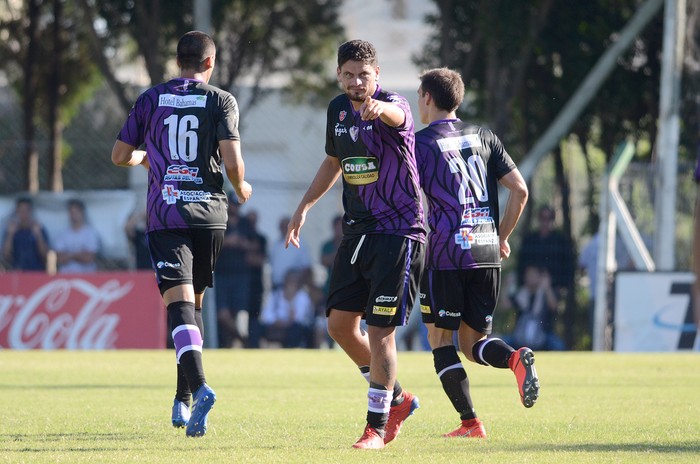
{"left": 415, "top": 68, "right": 538, "bottom": 438}
{"left": 111, "top": 31, "right": 252, "bottom": 438}
{"left": 285, "top": 40, "right": 425, "bottom": 449}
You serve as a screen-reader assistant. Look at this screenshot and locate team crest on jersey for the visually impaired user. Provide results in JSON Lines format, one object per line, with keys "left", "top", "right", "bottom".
{"left": 339, "top": 110, "right": 347, "bottom": 121}
{"left": 349, "top": 126, "right": 359, "bottom": 142}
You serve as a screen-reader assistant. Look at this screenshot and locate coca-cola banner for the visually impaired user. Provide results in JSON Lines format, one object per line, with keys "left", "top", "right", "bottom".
{"left": 0, "top": 272, "right": 166, "bottom": 349}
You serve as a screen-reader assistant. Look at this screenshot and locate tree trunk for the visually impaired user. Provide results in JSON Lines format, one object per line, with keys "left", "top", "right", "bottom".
{"left": 554, "top": 146, "right": 575, "bottom": 349}
{"left": 23, "top": 0, "right": 40, "bottom": 193}
{"left": 48, "top": 0, "right": 64, "bottom": 192}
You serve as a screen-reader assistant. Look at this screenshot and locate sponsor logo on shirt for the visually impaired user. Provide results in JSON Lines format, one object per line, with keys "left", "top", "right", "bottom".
{"left": 375, "top": 295, "right": 397, "bottom": 303}
{"left": 158, "top": 94, "right": 207, "bottom": 108}
{"left": 342, "top": 156, "right": 379, "bottom": 185}
{"left": 162, "top": 184, "right": 212, "bottom": 205}
{"left": 164, "top": 165, "right": 203, "bottom": 184}
{"left": 436, "top": 134, "right": 481, "bottom": 152}
{"left": 372, "top": 305, "right": 396, "bottom": 316}
{"left": 461, "top": 207, "right": 493, "bottom": 226}
{"left": 420, "top": 304, "right": 431, "bottom": 314}
{"left": 454, "top": 228, "right": 474, "bottom": 250}
{"left": 335, "top": 123, "right": 347, "bottom": 137}
{"left": 471, "top": 232, "right": 499, "bottom": 245}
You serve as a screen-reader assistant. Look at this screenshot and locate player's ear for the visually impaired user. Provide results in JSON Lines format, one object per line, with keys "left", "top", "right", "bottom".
{"left": 204, "top": 55, "right": 215, "bottom": 70}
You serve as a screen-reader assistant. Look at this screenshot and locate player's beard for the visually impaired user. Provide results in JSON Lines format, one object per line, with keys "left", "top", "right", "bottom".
{"left": 346, "top": 91, "right": 366, "bottom": 103}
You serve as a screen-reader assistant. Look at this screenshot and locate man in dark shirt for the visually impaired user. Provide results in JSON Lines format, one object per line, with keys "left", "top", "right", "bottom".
{"left": 111, "top": 31, "right": 252, "bottom": 438}
{"left": 2, "top": 197, "right": 49, "bottom": 271}
{"left": 415, "top": 68, "right": 537, "bottom": 439}
{"left": 286, "top": 40, "right": 424, "bottom": 449}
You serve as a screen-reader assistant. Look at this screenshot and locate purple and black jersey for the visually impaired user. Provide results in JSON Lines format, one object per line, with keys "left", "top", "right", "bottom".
{"left": 117, "top": 78, "right": 240, "bottom": 233}
{"left": 325, "top": 86, "right": 425, "bottom": 242}
{"left": 695, "top": 150, "right": 700, "bottom": 182}
{"left": 416, "top": 119, "right": 516, "bottom": 270}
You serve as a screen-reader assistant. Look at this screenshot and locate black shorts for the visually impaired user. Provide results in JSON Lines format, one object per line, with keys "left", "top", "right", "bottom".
{"left": 147, "top": 228, "right": 224, "bottom": 295}
{"left": 420, "top": 268, "right": 500, "bottom": 333}
{"left": 327, "top": 234, "right": 424, "bottom": 327}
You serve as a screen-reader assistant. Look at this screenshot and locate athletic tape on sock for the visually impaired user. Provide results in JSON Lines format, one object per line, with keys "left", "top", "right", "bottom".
{"left": 172, "top": 324, "right": 203, "bottom": 362}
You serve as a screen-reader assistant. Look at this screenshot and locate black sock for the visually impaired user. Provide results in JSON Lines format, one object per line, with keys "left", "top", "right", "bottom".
{"left": 168, "top": 301, "right": 206, "bottom": 393}
{"left": 433, "top": 345, "right": 476, "bottom": 421}
{"left": 174, "top": 307, "right": 204, "bottom": 403}
{"left": 472, "top": 338, "right": 513, "bottom": 368}
{"left": 391, "top": 380, "right": 404, "bottom": 406}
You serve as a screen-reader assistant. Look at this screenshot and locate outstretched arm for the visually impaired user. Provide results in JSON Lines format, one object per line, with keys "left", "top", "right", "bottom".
{"left": 286, "top": 155, "right": 342, "bottom": 249}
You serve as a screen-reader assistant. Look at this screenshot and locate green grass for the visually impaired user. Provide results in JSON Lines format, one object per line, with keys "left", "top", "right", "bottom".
{"left": 1, "top": 350, "right": 699, "bottom": 463}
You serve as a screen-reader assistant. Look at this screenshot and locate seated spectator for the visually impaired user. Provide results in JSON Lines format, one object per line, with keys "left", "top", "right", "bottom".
{"left": 1, "top": 197, "right": 50, "bottom": 271}
{"left": 260, "top": 270, "right": 315, "bottom": 348}
{"left": 215, "top": 197, "right": 252, "bottom": 348}
{"left": 124, "top": 208, "right": 150, "bottom": 270}
{"left": 503, "top": 265, "right": 565, "bottom": 351}
{"left": 54, "top": 199, "right": 101, "bottom": 273}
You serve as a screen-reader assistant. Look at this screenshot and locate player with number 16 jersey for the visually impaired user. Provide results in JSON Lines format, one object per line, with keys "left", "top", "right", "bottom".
{"left": 117, "top": 77, "right": 239, "bottom": 232}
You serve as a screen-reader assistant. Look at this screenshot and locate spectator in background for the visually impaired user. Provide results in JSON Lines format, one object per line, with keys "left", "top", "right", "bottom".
{"left": 320, "top": 214, "right": 343, "bottom": 297}
{"left": 54, "top": 199, "right": 100, "bottom": 273}
{"left": 214, "top": 196, "right": 252, "bottom": 348}
{"left": 269, "top": 216, "right": 312, "bottom": 290}
{"left": 259, "top": 270, "right": 315, "bottom": 348}
{"left": 124, "top": 208, "right": 151, "bottom": 270}
{"left": 691, "top": 152, "right": 700, "bottom": 351}
{"left": 517, "top": 205, "right": 575, "bottom": 292}
{"left": 315, "top": 214, "right": 344, "bottom": 348}
{"left": 244, "top": 209, "right": 267, "bottom": 349}
{"left": 503, "top": 265, "right": 565, "bottom": 351}
{"left": 1, "top": 197, "right": 50, "bottom": 271}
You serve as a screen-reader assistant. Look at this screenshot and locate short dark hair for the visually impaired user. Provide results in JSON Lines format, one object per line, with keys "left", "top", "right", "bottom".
{"left": 177, "top": 31, "right": 216, "bottom": 71}
{"left": 16, "top": 197, "right": 33, "bottom": 208}
{"left": 337, "top": 40, "right": 377, "bottom": 68}
{"left": 419, "top": 68, "right": 465, "bottom": 112}
{"left": 67, "top": 198, "right": 85, "bottom": 212}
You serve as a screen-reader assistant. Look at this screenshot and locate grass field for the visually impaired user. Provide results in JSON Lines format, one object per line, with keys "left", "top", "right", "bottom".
{"left": 1, "top": 349, "right": 699, "bottom": 464}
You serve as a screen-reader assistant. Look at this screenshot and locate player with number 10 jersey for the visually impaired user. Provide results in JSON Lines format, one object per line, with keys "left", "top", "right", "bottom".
{"left": 416, "top": 121, "right": 515, "bottom": 270}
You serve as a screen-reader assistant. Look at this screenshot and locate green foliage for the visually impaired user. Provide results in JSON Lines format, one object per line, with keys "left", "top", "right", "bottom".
{"left": 1, "top": 350, "right": 699, "bottom": 463}
{"left": 417, "top": 0, "right": 698, "bottom": 164}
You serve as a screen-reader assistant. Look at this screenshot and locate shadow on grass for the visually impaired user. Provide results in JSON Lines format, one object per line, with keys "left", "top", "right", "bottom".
{"left": 518, "top": 442, "right": 700, "bottom": 454}
{"left": 0, "top": 432, "right": 143, "bottom": 453}
{"left": 0, "top": 384, "right": 166, "bottom": 390}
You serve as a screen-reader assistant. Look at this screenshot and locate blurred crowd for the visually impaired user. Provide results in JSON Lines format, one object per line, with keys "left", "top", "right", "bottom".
{"left": 2, "top": 194, "right": 630, "bottom": 352}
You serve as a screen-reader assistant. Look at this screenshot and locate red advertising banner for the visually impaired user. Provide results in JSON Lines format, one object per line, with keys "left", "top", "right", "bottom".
{"left": 0, "top": 272, "right": 166, "bottom": 349}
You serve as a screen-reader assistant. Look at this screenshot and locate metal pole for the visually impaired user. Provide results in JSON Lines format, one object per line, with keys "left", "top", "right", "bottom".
{"left": 654, "top": 0, "right": 686, "bottom": 270}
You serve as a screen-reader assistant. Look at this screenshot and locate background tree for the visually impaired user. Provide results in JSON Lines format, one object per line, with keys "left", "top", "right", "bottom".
{"left": 0, "top": 0, "right": 102, "bottom": 192}
{"left": 415, "top": 0, "right": 700, "bottom": 349}
{"left": 80, "top": 0, "right": 344, "bottom": 116}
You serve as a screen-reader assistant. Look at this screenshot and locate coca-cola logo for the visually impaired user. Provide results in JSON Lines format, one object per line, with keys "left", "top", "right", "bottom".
{"left": 0, "top": 278, "right": 133, "bottom": 349}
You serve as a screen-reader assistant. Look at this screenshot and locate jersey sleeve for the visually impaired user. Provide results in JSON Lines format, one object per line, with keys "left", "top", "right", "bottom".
{"left": 486, "top": 129, "right": 516, "bottom": 179}
{"left": 385, "top": 93, "right": 413, "bottom": 133}
{"left": 217, "top": 93, "right": 240, "bottom": 141}
{"left": 116, "top": 93, "right": 147, "bottom": 148}
{"left": 325, "top": 103, "right": 337, "bottom": 157}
